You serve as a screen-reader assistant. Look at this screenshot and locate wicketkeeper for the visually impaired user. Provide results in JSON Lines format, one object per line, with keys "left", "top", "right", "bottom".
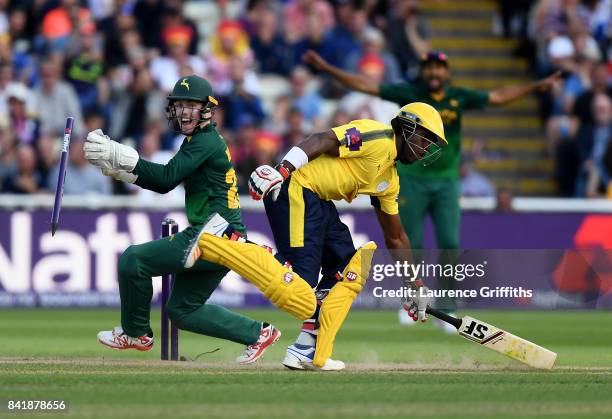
{"left": 85, "top": 75, "right": 281, "bottom": 364}
{"left": 184, "top": 102, "right": 446, "bottom": 370}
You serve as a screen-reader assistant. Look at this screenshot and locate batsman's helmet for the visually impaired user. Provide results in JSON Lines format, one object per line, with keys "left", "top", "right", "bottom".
{"left": 165, "top": 75, "right": 219, "bottom": 133}
{"left": 391, "top": 102, "right": 447, "bottom": 165}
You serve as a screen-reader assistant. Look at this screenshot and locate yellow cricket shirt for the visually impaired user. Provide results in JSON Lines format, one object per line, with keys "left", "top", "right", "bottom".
{"left": 291, "top": 119, "right": 400, "bottom": 215}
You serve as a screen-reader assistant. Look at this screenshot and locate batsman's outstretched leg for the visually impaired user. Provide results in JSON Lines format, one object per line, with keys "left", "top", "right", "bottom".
{"left": 184, "top": 214, "right": 317, "bottom": 321}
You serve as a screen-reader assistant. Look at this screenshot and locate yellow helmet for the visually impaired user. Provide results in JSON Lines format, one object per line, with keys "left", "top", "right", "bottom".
{"left": 391, "top": 102, "right": 446, "bottom": 166}
{"left": 396, "top": 102, "right": 446, "bottom": 144}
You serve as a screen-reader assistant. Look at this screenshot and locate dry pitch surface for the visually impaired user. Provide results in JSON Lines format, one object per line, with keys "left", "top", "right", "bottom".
{"left": 1, "top": 309, "right": 611, "bottom": 418}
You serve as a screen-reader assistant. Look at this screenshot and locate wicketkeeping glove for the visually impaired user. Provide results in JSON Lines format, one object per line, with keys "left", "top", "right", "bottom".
{"left": 84, "top": 129, "right": 139, "bottom": 172}
{"left": 402, "top": 283, "right": 430, "bottom": 322}
{"left": 248, "top": 165, "right": 285, "bottom": 201}
{"left": 101, "top": 168, "right": 138, "bottom": 184}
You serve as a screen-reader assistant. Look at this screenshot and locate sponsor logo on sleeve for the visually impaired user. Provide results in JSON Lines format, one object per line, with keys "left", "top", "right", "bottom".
{"left": 345, "top": 127, "right": 362, "bottom": 151}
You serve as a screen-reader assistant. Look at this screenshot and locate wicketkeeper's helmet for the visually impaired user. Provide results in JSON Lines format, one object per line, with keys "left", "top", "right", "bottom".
{"left": 391, "top": 102, "right": 447, "bottom": 165}
{"left": 165, "top": 75, "right": 219, "bottom": 133}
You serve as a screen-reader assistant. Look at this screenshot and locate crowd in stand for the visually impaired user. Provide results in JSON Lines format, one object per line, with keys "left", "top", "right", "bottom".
{"left": 499, "top": 0, "right": 612, "bottom": 197}
{"left": 0, "top": 0, "right": 610, "bottom": 199}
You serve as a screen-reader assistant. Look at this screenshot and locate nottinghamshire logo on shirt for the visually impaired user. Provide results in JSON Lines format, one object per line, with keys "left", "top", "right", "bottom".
{"left": 345, "top": 127, "right": 362, "bottom": 151}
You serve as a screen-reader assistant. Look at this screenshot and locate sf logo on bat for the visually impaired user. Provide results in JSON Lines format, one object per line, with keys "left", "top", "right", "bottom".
{"left": 461, "top": 320, "right": 489, "bottom": 340}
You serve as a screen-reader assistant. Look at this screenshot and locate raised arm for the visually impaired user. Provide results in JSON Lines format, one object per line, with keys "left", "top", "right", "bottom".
{"left": 303, "top": 50, "right": 380, "bottom": 96}
{"left": 488, "top": 71, "right": 561, "bottom": 106}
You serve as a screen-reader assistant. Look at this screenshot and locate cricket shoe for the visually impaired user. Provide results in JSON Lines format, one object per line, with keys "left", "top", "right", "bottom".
{"left": 236, "top": 323, "right": 281, "bottom": 365}
{"left": 282, "top": 344, "right": 345, "bottom": 371}
{"left": 183, "top": 213, "right": 233, "bottom": 269}
{"left": 97, "top": 326, "right": 153, "bottom": 351}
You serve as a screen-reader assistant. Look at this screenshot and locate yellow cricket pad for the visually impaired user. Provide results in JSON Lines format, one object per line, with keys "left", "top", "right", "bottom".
{"left": 198, "top": 234, "right": 316, "bottom": 320}
{"left": 313, "top": 241, "right": 377, "bottom": 367}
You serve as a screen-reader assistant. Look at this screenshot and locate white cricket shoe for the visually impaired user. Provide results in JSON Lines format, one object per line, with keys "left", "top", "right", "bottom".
{"left": 283, "top": 344, "right": 345, "bottom": 371}
{"left": 183, "top": 213, "right": 230, "bottom": 268}
{"left": 236, "top": 323, "right": 281, "bottom": 365}
{"left": 97, "top": 326, "right": 153, "bottom": 351}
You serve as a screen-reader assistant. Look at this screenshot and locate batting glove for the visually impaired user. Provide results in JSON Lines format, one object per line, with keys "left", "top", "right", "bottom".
{"left": 402, "top": 282, "right": 430, "bottom": 322}
{"left": 248, "top": 165, "right": 285, "bottom": 201}
{"left": 84, "top": 129, "right": 139, "bottom": 172}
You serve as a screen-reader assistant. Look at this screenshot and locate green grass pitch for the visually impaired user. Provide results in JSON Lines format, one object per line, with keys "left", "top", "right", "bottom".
{"left": 1, "top": 309, "right": 611, "bottom": 418}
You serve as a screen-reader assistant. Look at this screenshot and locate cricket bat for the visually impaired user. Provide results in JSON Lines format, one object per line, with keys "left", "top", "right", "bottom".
{"left": 426, "top": 307, "right": 557, "bottom": 369}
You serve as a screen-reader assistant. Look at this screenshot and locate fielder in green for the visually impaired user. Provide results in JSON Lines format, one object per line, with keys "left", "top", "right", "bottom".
{"left": 304, "top": 50, "right": 560, "bottom": 321}
{"left": 84, "top": 75, "right": 281, "bottom": 364}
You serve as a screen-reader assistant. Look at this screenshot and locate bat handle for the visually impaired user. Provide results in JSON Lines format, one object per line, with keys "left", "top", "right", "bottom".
{"left": 425, "top": 307, "right": 462, "bottom": 329}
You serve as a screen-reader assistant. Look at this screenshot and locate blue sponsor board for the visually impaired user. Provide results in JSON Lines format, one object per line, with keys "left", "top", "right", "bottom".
{"left": 1, "top": 209, "right": 611, "bottom": 309}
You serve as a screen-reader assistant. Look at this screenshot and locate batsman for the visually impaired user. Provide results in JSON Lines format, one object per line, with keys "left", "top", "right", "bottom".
{"left": 184, "top": 102, "right": 446, "bottom": 370}
{"left": 84, "top": 75, "right": 281, "bottom": 364}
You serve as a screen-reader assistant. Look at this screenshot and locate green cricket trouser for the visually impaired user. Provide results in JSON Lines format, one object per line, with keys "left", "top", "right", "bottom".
{"left": 118, "top": 226, "right": 261, "bottom": 345}
{"left": 398, "top": 176, "right": 461, "bottom": 311}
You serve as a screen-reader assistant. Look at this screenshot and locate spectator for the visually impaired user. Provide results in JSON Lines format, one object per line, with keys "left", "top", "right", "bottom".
{"left": 108, "top": 46, "right": 164, "bottom": 143}
{"left": 65, "top": 26, "right": 107, "bottom": 114}
{"left": 35, "top": 134, "right": 57, "bottom": 189}
{"left": 150, "top": 25, "right": 206, "bottom": 93}
{"left": 495, "top": 188, "right": 515, "bottom": 212}
{"left": 291, "top": 8, "right": 340, "bottom": 72}
{"left": 326, "top": 1, "right": 367, "bottom": 70}
{"left": 48, "top": 138, "right": 111, "bottom": 195}
{"left": 206, "top": 21, "right": 256, "bottom": 95}
{"left": 253, "top": 130, "right": 282, "bottom": 166}
{"left": 34, "top": 59, "right": 84, "bottom": 139}
{"left": 161, "top": 5, "right": 199, "bottom": 56}
{"left": 221, "top": 57, "right": 266, "bottom": 132}
{"left": 283, "top": 0, "right": 335, "bottom": 43}
{"left": 575, "top": 93, "right": 612, "bottom": 197}
{"left": 460, "top": 159, "right": 496, "bottom": 197}
{"left": 572, "top": 62, "right": 612, "bottom": 126}
{"left": 98, "top": 11, "right": 138, "bottom": 69}
{"left": 384, "top": 0, "right": 429, "bottom": 80}
{"left": 289, "top": 65, "right": 322, "bottom": 129}
{"left": 338, "top": 53, "right": 399, "bottom": 123}
{"left": 39, "top": 0, "right": 94, "bottom": 53}
{"left": 528, "top": 0, "right": 601, "bottom": 76}
{"left": 132, "top": 0, "right": 165, "bottom": 51}
{"left": 347, "top": 27, "right": 402, "bottom": 84}
{"left": 282, "top": 106, "right": 307, "bottom": 149}
{"left": 0, "top": 61, "right": 34, "bottom": 125}
{"left": 2, "top": 144, "right": 42, "bottom": 194}
{"left": 132, "top": 126, "right": 184, "bottom": 202}
{"left": 5, "top": 83, "right": 39, "bottom": 145}
{"left": 250, "top": 8, "right": 292, "bottom": 75}
{"left": 0, "top": 129, "right": 17, "bottom": 187}
{"left": 9, "top": 7, "right": 37, "bottom": 86}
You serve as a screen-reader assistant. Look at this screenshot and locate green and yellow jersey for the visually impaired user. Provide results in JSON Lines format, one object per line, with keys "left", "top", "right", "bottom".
{"left": 292, "top": 119, "right": 400, "bottom": 215}
{"left": 132, "top": 124, "right": 243, "bottom": 229}
{"left": 379, "top": 81, "right": 489, "bottom": 179}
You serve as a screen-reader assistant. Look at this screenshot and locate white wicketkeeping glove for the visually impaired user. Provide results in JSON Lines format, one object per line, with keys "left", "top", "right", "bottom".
{"left": 84, "top": 129, "right": 139, "bottom": 171}
{"left": 402, "top": 283, "right": 431, "bottom": 322}
{"left": 248, "top": 165, "right": 284, "bottom": 201}
{"left": 101, "top": 168, "right": 138, "bottom": 184}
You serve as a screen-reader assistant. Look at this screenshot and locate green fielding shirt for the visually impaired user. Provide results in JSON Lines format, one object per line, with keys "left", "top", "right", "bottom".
{"left": 133, "top": 124, "right": 244, "bottom": 229}
{"left": 379, "top": 81, "right": 489, "bottom": 179}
